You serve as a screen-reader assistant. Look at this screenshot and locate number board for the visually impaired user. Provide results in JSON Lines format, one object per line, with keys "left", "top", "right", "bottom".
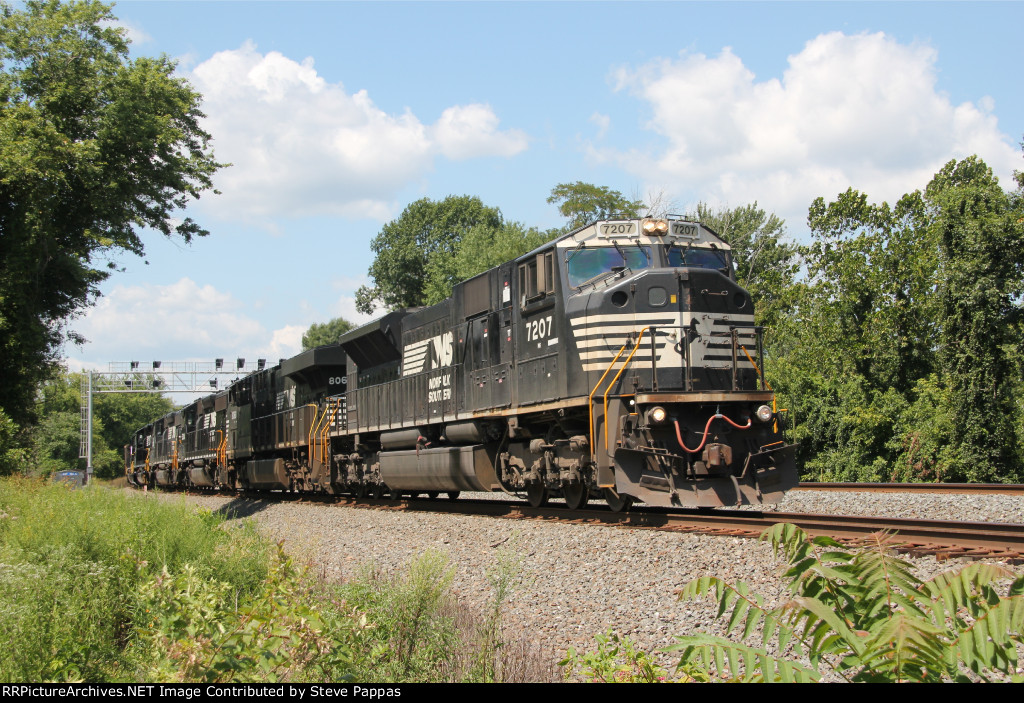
{"left": 598, "top": 221, "right": 636, "bottom": 237}
{"left": 670, "top": 221, "right": 701, "bottom": 238}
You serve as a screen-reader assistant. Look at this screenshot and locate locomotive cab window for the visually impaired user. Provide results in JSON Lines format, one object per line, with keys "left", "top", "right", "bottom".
{"left": 518, "top": 250, "right": 555, "bottom": 305}
{"left": 666, "top": 245, "right": 732, "bottom": 275}
{"left": 566, "top": 245, "right": 651, "bottom": 288}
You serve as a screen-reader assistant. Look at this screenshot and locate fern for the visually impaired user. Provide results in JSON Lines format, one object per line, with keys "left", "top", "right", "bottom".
{"left": 674, "top": 523, "right": 1024, "bottom": 682}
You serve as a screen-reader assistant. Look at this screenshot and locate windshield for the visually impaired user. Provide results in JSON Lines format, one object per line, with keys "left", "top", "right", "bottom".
{"left": 567, "top": 246, "right": 651, "bottom": 288}
{"left": 667, "top": 246, "right": 730, "bottom": 271}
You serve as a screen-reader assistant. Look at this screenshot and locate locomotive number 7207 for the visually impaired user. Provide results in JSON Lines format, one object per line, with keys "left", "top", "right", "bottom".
{"left": 526, "top": 316, "right": 553, "bottom": 341}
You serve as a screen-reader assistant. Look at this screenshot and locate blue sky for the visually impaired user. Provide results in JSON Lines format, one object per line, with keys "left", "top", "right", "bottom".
{"left": 67, "top": 0, "right": 1024, "bottom": 373}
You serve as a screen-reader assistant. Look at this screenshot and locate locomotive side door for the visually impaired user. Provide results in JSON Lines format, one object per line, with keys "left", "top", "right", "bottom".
{"left": 514, "top": 249, "right": 565, "bottom": 405}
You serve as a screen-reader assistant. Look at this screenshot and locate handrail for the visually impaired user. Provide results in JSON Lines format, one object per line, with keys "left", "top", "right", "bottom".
{"left": 320, "top": 398, "right": 340, "bottom": 465}
{"left": 740, "top": 344, "right": 778, "bottom": 433}
{"left": 215, "top": 430, "right": 225, "bottom": 471}
{"left": 602, "top": 329, "right": 650, "bottom": 451}
{"left": 588, "top": 341, "right": 631, "bottom": 462}
{"left": 305, "top": 404, "right": 320, "bottom": 465}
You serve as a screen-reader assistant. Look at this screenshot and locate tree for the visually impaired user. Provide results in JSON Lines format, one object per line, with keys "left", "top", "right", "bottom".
{"left": 0, "top": 0, "right": 224, "bottom": 425}
{"left": 768, "top": 154, "right": 1024, "bottom": 483}
{"left": 5, "top": 370, "right": 175, "bottom": 479}
{"left": 547, "top": 182, "right": 643, "bottom": 231}
{"left": 443, "top": 221, "right": 549, "bottom": 298}
{"left": 926, "top": 157, "right": 1024, "bottom": 481}
{"left": 356, "top": 195, "right": 503, "bottom": 313}
{"left": 301, "top": 317, "right": 354, "bottom": 350}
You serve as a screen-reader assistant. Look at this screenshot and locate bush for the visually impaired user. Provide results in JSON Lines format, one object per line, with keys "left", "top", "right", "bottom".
{"left": 0, "top": 479, "right": 271, "bottom": 681}
{"left": 338, "top": 548, "right": 554, "bottom": 682}
{"left": 671, "top": 523, "right": 1024, "bottom": 682}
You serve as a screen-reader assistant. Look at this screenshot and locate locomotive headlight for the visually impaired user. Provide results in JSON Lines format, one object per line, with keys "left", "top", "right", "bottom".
{"left": 755, "top": 404, "right": 774, "bottom": 423}
{"left": 647, "top": 406, "right": 668, "bottom": 424}
{"left": 642, "top": 219, "right": 669, "bottom": 235}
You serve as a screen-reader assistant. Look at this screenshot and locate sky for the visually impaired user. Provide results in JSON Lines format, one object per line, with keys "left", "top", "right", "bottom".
{"left": 66, "top": 0, "right": 1024, "bottom": 375}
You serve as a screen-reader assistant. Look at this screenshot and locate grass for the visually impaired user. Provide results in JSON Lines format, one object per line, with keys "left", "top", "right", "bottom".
{"left": 0, "top": 478, "right": 558, "bottom": 683}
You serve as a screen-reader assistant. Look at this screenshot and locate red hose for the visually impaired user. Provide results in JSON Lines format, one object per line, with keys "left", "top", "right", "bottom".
{"left": 674, "top": 414, "right": 751, "bottom": 454}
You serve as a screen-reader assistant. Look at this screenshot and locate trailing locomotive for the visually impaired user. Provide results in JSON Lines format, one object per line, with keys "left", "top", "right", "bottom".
{"left": 127, "top": 216, "right": 797, "bottom": 510}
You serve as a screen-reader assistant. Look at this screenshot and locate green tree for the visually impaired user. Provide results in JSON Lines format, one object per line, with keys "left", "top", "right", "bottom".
{"left": 13, "top": 370, "right": 175, "bottom": 479}
{"left": 92, "top": 381, "right": 174, "bottom": 475}
{"left": 926, "top": 157, "right": 1024, "bottom": 481}
{"left": 443, "top": 221, "right": 549, "bottom": 297}
{"left": 356, "top": 196, "right": 503, "bottom": 313}
{"left": 547, "top": 182, "right": 643, "bottom": 231}
{"left": 0, "top": 0, "right": 224, "bottom": 426}
{"left": 301, "top": 317, "right": 354, "bottom": 350}
{"left": 770, "top": 154, "right": 1024, "bottom": 483}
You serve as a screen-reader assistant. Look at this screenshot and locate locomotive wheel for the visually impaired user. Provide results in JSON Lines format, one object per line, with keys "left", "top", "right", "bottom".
{"left": 371, "top": 483, "right": 385, "bottom": 499}
{"left": 387, "top": 485, "right": 403, "bottom": 500}
{"left": 446, "top": 491, "right": 461, "bottom": 501}
{"left": 526, "top": 482, "right": 549, "bottom": 508}
{"left": 426, "top": 491, "right": 440, "bottom": 499}
{"left": 353, "top": 482, "right": 367, "bottom": 499}
{"left": 563, "top": 482, "right": 589, "bottom": 510}
{"left": 603, "top": 488, "right": 634, "bottom": 513}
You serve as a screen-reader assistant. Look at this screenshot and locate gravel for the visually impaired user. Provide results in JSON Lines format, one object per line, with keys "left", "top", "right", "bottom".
{"left": 153, "top": 488, "right": 1024, "bottom": 678}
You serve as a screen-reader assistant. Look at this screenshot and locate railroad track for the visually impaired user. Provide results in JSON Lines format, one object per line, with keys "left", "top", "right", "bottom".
{"left": 797, "top": 481, "right": 1024, "bottom": 495}
{"left": 311, "top": 493, "right": 1024, "bottom": 563}
{"left": 174, "top": 486, "right": 1024, "bottom": 563}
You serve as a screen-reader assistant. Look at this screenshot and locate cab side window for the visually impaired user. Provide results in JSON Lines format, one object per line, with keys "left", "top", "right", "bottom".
{"left": 518, "top": 250, "right": 555, "bottom": 305}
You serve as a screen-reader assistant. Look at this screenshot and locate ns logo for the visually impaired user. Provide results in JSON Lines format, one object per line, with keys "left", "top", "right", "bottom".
{"left": 429, "top": 331, "right": 454, "bottom": 369}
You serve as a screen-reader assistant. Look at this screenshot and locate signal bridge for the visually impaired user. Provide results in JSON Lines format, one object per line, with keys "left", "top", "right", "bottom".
{"left": 79, "top": 358, "right": 273, "bottom": 481}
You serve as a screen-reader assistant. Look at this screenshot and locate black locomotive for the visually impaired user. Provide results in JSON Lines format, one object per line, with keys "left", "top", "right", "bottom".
{"left": 126, "top": 217, "right": 797, "bottom": 510}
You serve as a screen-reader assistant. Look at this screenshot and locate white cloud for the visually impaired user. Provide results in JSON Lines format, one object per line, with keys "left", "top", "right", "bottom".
{"left": 189, "top": 43, "right": 528, "bottom": 222}
{"left": 606, "top": 32, "right": 1020, "bottom": 228}
{"left": 266, "top": 325, "right": 305, "bottom": 361}
{"left": 432, "top": 104, "right": 529, "bottom": 160}
{"left": 589, "top": 112, "right": 611, "bottom": 139}
{"left": 68, "top": 278, "right": 298, "bottom": 366}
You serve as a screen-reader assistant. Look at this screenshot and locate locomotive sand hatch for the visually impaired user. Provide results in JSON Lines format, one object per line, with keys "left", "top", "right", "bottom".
{"left": 127, "top": 216, "right": 797, "bottom": 511}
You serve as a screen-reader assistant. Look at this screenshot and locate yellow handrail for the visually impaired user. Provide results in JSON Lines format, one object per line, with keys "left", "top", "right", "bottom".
{"left": 215, "top": 430, "right": 225, "bottom": 471}
{"left": 602, "top": 329, "right": 650, "bottom": 451}
{"left": 306, "top": 404, "right": 320, "bottom": 465}
{"left": 588, "top": 341, "right": 630, "bottom": 462}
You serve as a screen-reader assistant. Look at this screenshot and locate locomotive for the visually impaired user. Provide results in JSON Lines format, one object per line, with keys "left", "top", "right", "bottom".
{"left": 126, "top": 216, "right": 797, "bottom": 510}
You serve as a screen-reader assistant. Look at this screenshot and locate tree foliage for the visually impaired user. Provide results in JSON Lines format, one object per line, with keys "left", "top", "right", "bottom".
{"left": 547, "top": 181, "right": 643, "bottom": 231}
{"left": 301, "top": 317, "right": 354, "bottom": 351}
{"left": 356, "top": 196, "right": 503, "bottom": 313}
{"left": 0, "top": 0, "right": 224, "bottom": 425}
{"left": 445, "top": 221, "right": 548, "bottom": 294}
{"left": 1, "top": 370, "right": 175, "bottom": 479}
{"left": 357, "top": 196, "right": 548, "bottom": 312}
{"left": 927, "top": 157, "right": 1024, "bottom": 481}
{"left": 767, "top": 153, "right": 1024, "bottom": 482}
{"left": 672, "top": 523, "right": 1024, "bottom": 682}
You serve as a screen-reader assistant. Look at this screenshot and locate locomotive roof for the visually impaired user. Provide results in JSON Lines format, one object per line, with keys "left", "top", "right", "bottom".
{"left": 338, "top": 308, "right": 418, "bottom": 368}
{"left": 510, "top": 216, "right": 730, "bottom": 264}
